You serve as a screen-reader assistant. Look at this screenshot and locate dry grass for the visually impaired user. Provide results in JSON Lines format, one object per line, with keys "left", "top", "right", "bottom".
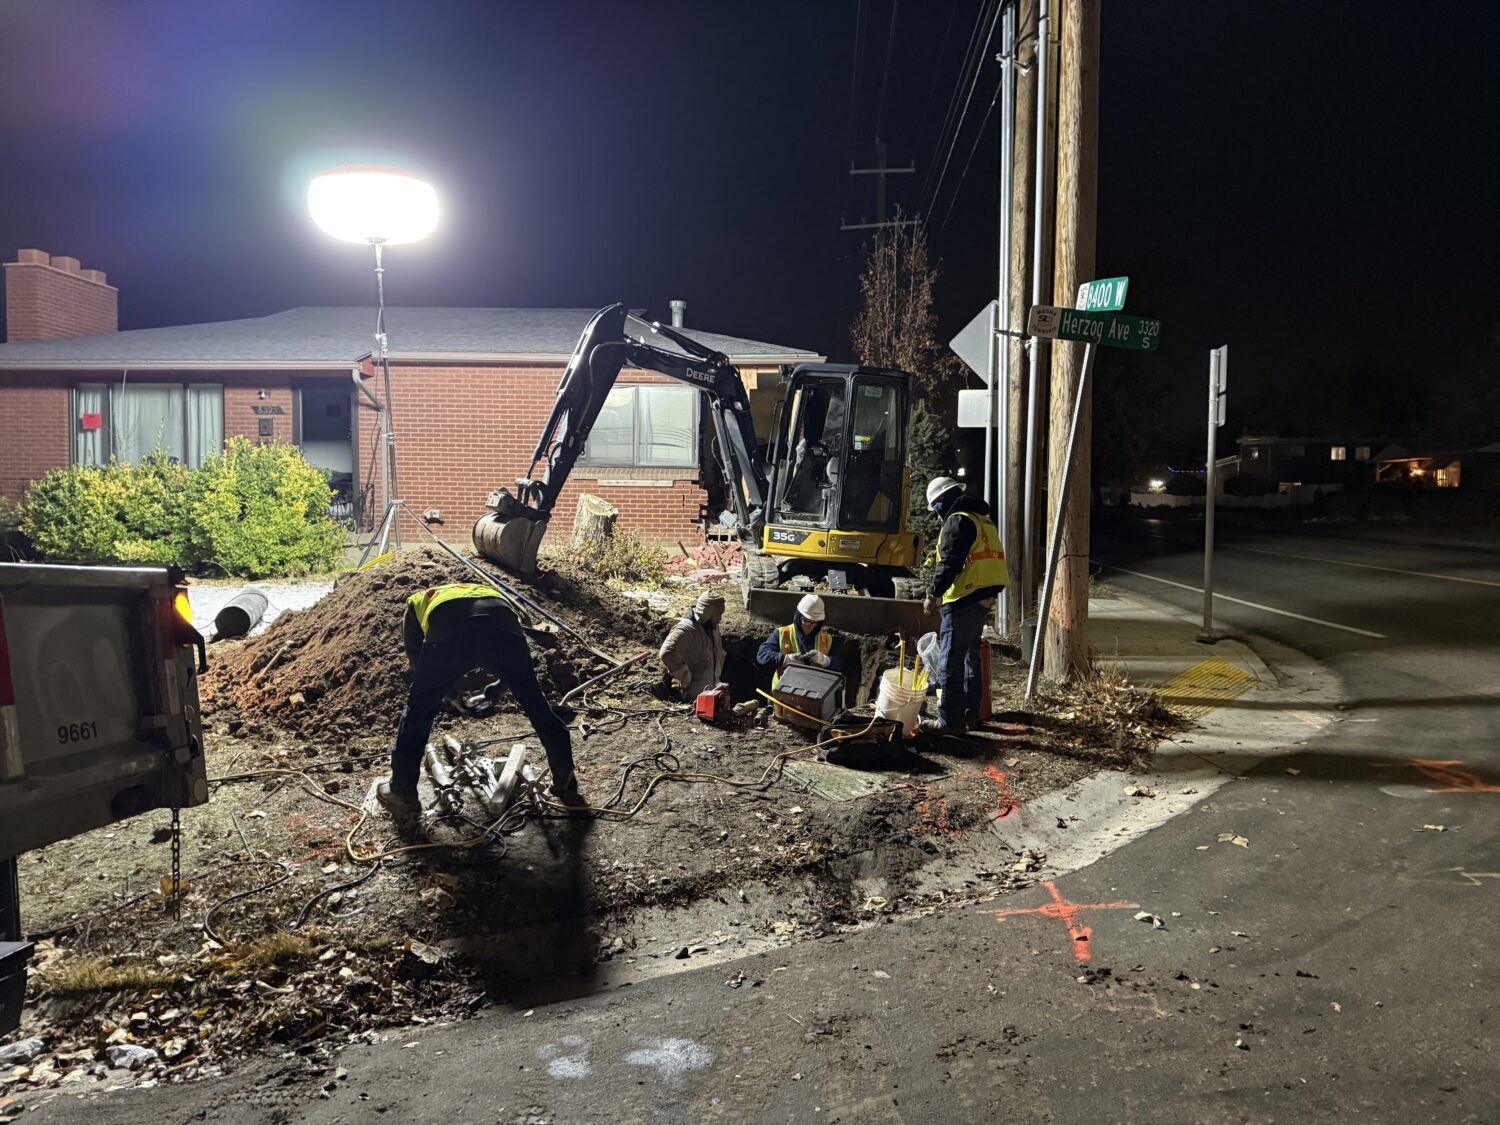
{"left": 50, "top": 957, "right": 182, "bottom": 996}
{"left": 238, "top": 930, "right": 317, "bottom": 970}
{"left": 1069, "top": 665, "right": 1182, "bottom": 733}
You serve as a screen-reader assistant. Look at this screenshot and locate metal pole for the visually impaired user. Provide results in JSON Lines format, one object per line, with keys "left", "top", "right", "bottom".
{"left": 994, "top": 0, "right": 1016, "bottom": 637}
{"left": 1026, "top": 341, "right": 1093, "bottom": 699}
{"left": 1200, "top": 346, "right": 1224, "bottom": 643}
{"left": 1022, "top": 0, "right": 1052, "bottom": 635}
{"left": 984, "top": 300, "right": 996, "bottom": 511}
{"left": 372, "top": 239, "right": 400, "bottom": 548}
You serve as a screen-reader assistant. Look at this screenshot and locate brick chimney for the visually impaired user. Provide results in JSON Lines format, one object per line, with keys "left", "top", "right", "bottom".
{"left": 3, "top": 248, "right": 118, "bottom": 341}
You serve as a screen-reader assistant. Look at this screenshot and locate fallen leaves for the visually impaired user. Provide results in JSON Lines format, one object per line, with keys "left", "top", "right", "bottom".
{"left": 1133, "top": 911, "right": 1166, "bottom": 929}
{"left": 1216, "top": 832, "right": 1250, "bottom": 848}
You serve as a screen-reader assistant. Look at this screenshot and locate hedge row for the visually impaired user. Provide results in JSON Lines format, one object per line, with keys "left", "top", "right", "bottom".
{"left": 21, "top": 438, "right": 346, "bottom": 577}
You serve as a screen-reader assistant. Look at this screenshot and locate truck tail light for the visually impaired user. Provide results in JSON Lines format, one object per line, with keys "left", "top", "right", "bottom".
{"left": 173, "top": 590, "right": 193, "bottom": 625}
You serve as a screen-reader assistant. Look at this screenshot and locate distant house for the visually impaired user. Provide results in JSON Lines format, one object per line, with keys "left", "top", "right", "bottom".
{"left": 0, "top": 248, "right": 821, "bottom": 543}
{"left": 1376, "top": 444, "right": 1500, "bottom": 492}
{"left": 1214, "top": 434, "right": 1398, "bottom": 493}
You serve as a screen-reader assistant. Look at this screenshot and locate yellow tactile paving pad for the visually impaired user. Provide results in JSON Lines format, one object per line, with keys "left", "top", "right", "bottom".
{"left": 1156, "top": 656, "right": 1257, "bottom": 720}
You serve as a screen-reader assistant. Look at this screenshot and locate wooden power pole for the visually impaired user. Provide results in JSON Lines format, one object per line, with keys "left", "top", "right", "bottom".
{"left": 1004, "top": 30, "right": 1037, "bottom": 641}
{"left": 1042, "top": 0, "right": 1100, "bottom": 681}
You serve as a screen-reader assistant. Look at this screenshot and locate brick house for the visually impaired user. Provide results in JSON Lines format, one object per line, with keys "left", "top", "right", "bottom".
{"left": 0, "top": 248, "right": 821, "bottom": 544}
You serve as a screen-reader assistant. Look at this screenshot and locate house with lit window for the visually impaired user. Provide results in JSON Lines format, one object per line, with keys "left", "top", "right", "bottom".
{"left": 1375, "top": 443, "right": 1500, "bottom": 492}
{"left": 0, "top": 248, "right": 821, "bottom": 543}
{"left": 1214, "top": 434, "right": 1400, "bottom": 493}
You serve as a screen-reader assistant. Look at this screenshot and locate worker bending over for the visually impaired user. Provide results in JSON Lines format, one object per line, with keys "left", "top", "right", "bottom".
{"left": 378, "top": 582, "right": 580, "bottom": 817}
{"left": 659, "top": 590, "right": 726, "bottom": 698}
{"left": 756, "top": 593, "right": 842, "bottom": 686}
{"left": 920, "top": 477, "right": 1008, "bottom": 734}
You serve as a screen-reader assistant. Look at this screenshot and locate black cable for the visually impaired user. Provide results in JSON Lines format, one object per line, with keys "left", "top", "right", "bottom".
{"left": 873, "top": 0, "right": 901, "bottom": 145}
{"left": 937, "top": 81, "right": 1002, "bottom": 231}
{"left": 925, "top": 1, "right": 1003, "bottom": 218}
{"left": 292, "top": 860, "right": 383, "bottom": 930}
{"left": 921, "top": 0, "right": 995, "bottom": 207}
{"left": 202, "top": 861, "right": 294, "bottom": 947}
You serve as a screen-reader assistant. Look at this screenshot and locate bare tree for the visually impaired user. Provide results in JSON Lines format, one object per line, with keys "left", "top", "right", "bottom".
{"left": 849, "top": 212, "right": 962, "bottom": 409}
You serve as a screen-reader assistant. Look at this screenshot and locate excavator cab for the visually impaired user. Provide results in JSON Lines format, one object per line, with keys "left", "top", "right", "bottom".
{"left": 744, "top": 365, "right": 929, "bottom": 633}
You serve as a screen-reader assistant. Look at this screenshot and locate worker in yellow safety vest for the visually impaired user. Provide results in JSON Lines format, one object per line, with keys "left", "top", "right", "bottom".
{"left": 756, "top": 593, "right": 842, "bottom": 688}
{"left": 920, "top": 477, "right": 1008, "bottom": 734}
{"left": 376, "top": 582, "right": 581, "bottom": 820}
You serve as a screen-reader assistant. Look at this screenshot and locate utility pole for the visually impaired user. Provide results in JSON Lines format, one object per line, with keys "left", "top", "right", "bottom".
{"left": 841, "top": 139, "right": 919, "bottom": 232}
{"left": 1005, "top": 15, "right": 1036, "bottom": 642}
{"left": 1042, "top": 0, "right": 1100, "bottom": 682}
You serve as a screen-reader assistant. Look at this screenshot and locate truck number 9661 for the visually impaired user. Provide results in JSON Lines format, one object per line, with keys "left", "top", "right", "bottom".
{"left": 57, "top": 721, "right": 99, "bottom": 744}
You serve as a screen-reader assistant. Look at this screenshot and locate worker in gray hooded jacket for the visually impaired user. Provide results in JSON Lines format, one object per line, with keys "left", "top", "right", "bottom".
{"left": 659, "top": 590, "right": 726, "bottom": 698}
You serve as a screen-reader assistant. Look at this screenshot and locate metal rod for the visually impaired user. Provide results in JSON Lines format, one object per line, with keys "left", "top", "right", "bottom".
{"left": 1022, "top": 0, "right": 1053, "bottom": 631}
{"left": 1026, "top": 341, "right": 1094, "bottom": 699}
{"left": 1200, "top": 346, "right": 1224, "bottom": 642}
{"left": 560, "top": 650, "right": 652, "bottom": 706}
{"left": 994, "top": 0, "right": 1017, "bottom": 637}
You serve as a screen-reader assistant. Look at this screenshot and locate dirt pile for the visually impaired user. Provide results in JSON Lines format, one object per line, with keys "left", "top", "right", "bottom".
{"left": 202, "top": 549, "right": 672, "bottom": 738}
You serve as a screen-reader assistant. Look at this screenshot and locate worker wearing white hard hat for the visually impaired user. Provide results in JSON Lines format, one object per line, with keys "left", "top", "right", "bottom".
{"left": 920, "top": 474, "right": 1008, "bottom": 734}
{"left": 756, "top": 592, "right": 842, "bottom": 688}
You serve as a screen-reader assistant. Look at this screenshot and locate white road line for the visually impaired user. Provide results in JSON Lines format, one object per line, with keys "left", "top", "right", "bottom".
{"left": 1101, "top": 565, "right": 1388, "bottom": 639}
{"left": 1227, "top": 544, "right": 1500, "bottom": 589}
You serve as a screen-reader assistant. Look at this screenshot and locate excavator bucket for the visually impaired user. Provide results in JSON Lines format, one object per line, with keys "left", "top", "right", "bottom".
{"left": 743, "top": 585, "right": 937, "bottom": 639}
{"left": 472, "top": 512, "right": 548, "bottom": 578}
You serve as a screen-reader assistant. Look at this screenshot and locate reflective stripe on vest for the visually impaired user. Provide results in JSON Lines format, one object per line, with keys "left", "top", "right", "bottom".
{"left": 940, "top": 512, "right": 1010, "bottom": 603}
{"left": 772, "top": 623, "right": 831, "bottom": 688}
{"left": 407, "top": 583, "right": 507, "bottom": 634}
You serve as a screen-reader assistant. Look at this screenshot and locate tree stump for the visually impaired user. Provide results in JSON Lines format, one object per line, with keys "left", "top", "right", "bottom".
{"left": 571, "top": 493, "right": 619, "bottom": 551}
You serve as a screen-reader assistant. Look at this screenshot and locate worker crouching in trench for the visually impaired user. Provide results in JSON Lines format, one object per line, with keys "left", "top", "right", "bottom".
{"left": 378, "top": 582, "right": 583, "bottom": 820}
{"left": 755, "top": 593, "right": 843, "bottom": 686}
{"left": 658, "top": 590, "right": 726, "bottom": 699}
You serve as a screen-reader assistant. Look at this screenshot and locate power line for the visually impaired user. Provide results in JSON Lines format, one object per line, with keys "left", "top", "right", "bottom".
{"left": 873, "top": 0, "right": 901, "bottom": 144}
{"left": 846, "top": 0, "right": 866, "bottom": 171}
{"left": 924, "top": 0, "right": 1003, "bottom": 218}
{"left": 920, "top": 0, "right": 991, "bottom": 205}
{"left": 936, "top": 79, "right": 1001, "bottom": 231}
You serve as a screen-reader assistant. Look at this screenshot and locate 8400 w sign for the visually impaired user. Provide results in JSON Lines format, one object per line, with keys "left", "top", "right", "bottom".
{"left": 1028, "top": 305, "right": 1162, "bottom": 352}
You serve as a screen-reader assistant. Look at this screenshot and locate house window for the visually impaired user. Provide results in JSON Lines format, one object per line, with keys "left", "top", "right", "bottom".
{"left": 1330, "top": 446, "right": 1347, "bottom": 461}
{"left": 72, "top": 383, "right": 223, "bottom": 468}
{"left": 579, "top": 385, "right": 698, "bottom": 468}
{"left": 1355, "top": 446, "right": 1371, "bottom": 460}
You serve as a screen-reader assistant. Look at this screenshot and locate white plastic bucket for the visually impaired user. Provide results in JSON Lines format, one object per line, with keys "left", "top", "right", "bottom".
{"left": 875, "top": 667, "right": 925, "bottom": 735}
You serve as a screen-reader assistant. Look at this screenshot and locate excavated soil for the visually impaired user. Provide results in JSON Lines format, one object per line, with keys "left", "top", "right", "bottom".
{"left": 203, "top": 549, "right": 668, "bottom": 740}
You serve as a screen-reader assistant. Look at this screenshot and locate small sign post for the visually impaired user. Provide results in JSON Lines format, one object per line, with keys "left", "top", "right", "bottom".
{"left": 1200, "top": 345, "right": 1229, "bottom": 642}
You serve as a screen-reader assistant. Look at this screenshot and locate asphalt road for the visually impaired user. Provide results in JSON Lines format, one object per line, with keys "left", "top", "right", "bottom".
{"left": 23, "top": 516, "right": 1500, "bottom": 1123}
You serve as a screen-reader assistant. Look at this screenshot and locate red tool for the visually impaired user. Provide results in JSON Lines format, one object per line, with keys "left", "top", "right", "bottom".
{"left": 695, "top": 684, "right": 732, "bottom": 724}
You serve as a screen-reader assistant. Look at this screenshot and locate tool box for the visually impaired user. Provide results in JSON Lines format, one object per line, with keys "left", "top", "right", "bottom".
{"left": 770, "top": 665, "right": 845, "bottom": 730}
{"left": 695, "top": 684, "right": 732, "bottom": 724}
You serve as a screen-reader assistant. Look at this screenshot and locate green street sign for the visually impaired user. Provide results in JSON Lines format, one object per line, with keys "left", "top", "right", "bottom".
{"left": 1027, "top": 305, "right": 1162, "bottom": 352}
{"left": 1075, "top": 275, "right": 1129, "bottom": 312}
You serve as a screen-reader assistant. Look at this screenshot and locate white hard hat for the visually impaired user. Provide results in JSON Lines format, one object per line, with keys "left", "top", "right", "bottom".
{"left": 926, "top": 476, "right": 963, "bottom": 508}
{"left": 796, "top": 593, "right": 826, "bottom": 622}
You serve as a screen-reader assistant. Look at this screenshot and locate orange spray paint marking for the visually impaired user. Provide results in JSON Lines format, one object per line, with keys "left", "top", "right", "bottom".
{"left": 1410, "top": 758, "right": 1500, "bottom": 795}
{"left": 984, "top": 766, "right": 1019, "bottom": 819}
{"left": 994, "top": 880, "right": 1137, "bottom": 963}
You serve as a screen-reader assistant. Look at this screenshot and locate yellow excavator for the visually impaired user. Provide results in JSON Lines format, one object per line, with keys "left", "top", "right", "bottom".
{"left": 473, "top": 303, "right": 935, "bottom": 634}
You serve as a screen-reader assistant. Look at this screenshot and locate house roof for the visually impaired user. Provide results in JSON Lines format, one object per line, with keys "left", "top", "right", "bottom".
{"left": 0, "top": 306, "right": 823, "bottom": 370}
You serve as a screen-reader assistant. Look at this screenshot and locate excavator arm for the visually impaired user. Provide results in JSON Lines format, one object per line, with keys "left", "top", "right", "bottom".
{"left": 474, "top": 302, "right": 768, "bottom": 575}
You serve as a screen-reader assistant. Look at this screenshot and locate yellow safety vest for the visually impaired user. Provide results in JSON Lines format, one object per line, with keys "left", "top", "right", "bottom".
{"left": 406, "top": 583, "right": 509, "bottom": 634}
{"left": 773, "top": 623, "right": 832, "bottom": 688}
{"left": 940, "top": 512, "right": 1010, "bottom": 604}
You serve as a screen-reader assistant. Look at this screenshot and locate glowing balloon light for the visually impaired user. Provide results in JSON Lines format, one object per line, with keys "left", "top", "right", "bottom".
{"left": 307, "top": 165, "right": 438, "bottom": 245}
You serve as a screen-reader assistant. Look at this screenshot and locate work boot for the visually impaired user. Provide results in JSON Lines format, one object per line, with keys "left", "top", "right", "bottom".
{"left": 918, "top": 718, "right": 966, "bottom": 737}
{"left": 375, "top": 779, "right": 421, "bottom": 820}
{"left": 550, "top": 771, "right": 588, "bottom": 811}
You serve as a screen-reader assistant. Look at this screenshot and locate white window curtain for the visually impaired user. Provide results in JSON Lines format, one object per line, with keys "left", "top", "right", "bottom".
{"left": 582, "top": 387, "right": 636, "bottom": 466}
{"left": 111, "top": 384, "right": 184, "bottom": 464}
{"left": 638, "top": 386, "right": 696, "bottom": 466}
{"left": 186, "top": 385, "right": 223, "bottom": 467}
{"left": 73, "top": 385, "right": 105, "bottom": 465}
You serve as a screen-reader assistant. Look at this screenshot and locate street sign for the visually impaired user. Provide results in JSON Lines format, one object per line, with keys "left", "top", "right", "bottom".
{"left": 956, "top": 388, "right": 989, "bottom": 428}
{"left": 1212, "top": 344, "right": 1228, "bottom": 427}
{"left": 1075, "top": 275, "right": 1129, "bottom": 313}
{"left": 949, "top": 300, "right": 999, "bottom": 385}
{"left": 1027, "top": 305, "right": 1162, "bottom": 352}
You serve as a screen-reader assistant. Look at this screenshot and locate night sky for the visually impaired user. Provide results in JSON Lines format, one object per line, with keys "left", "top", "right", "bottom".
{"left": 2, "top": 1, "right": 1497, "bottom": 450}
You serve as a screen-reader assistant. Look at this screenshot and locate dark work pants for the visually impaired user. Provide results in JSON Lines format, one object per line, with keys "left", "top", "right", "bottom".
{"left": 937, "top": 599, "right": 988, "bottom": 729}
{"left": 390, "top": 625, "right": 574, "bottom": 795}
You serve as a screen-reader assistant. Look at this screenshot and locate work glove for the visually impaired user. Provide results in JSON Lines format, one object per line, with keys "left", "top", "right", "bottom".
{"left": 784, "top": 652, "right": 807, "bottom": 666}
{"left": 808, "top": 651, "right": 832, "bottom": 668}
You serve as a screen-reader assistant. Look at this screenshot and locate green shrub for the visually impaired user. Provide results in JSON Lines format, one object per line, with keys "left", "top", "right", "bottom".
{"left": 186, "top": 438, "right": 345, "bottom": 577}
{"left": 566, "top": 529, "right": 668, "bottom": 584}
{"left": 21, "top": 439, "right": 345, "bottom": 577}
